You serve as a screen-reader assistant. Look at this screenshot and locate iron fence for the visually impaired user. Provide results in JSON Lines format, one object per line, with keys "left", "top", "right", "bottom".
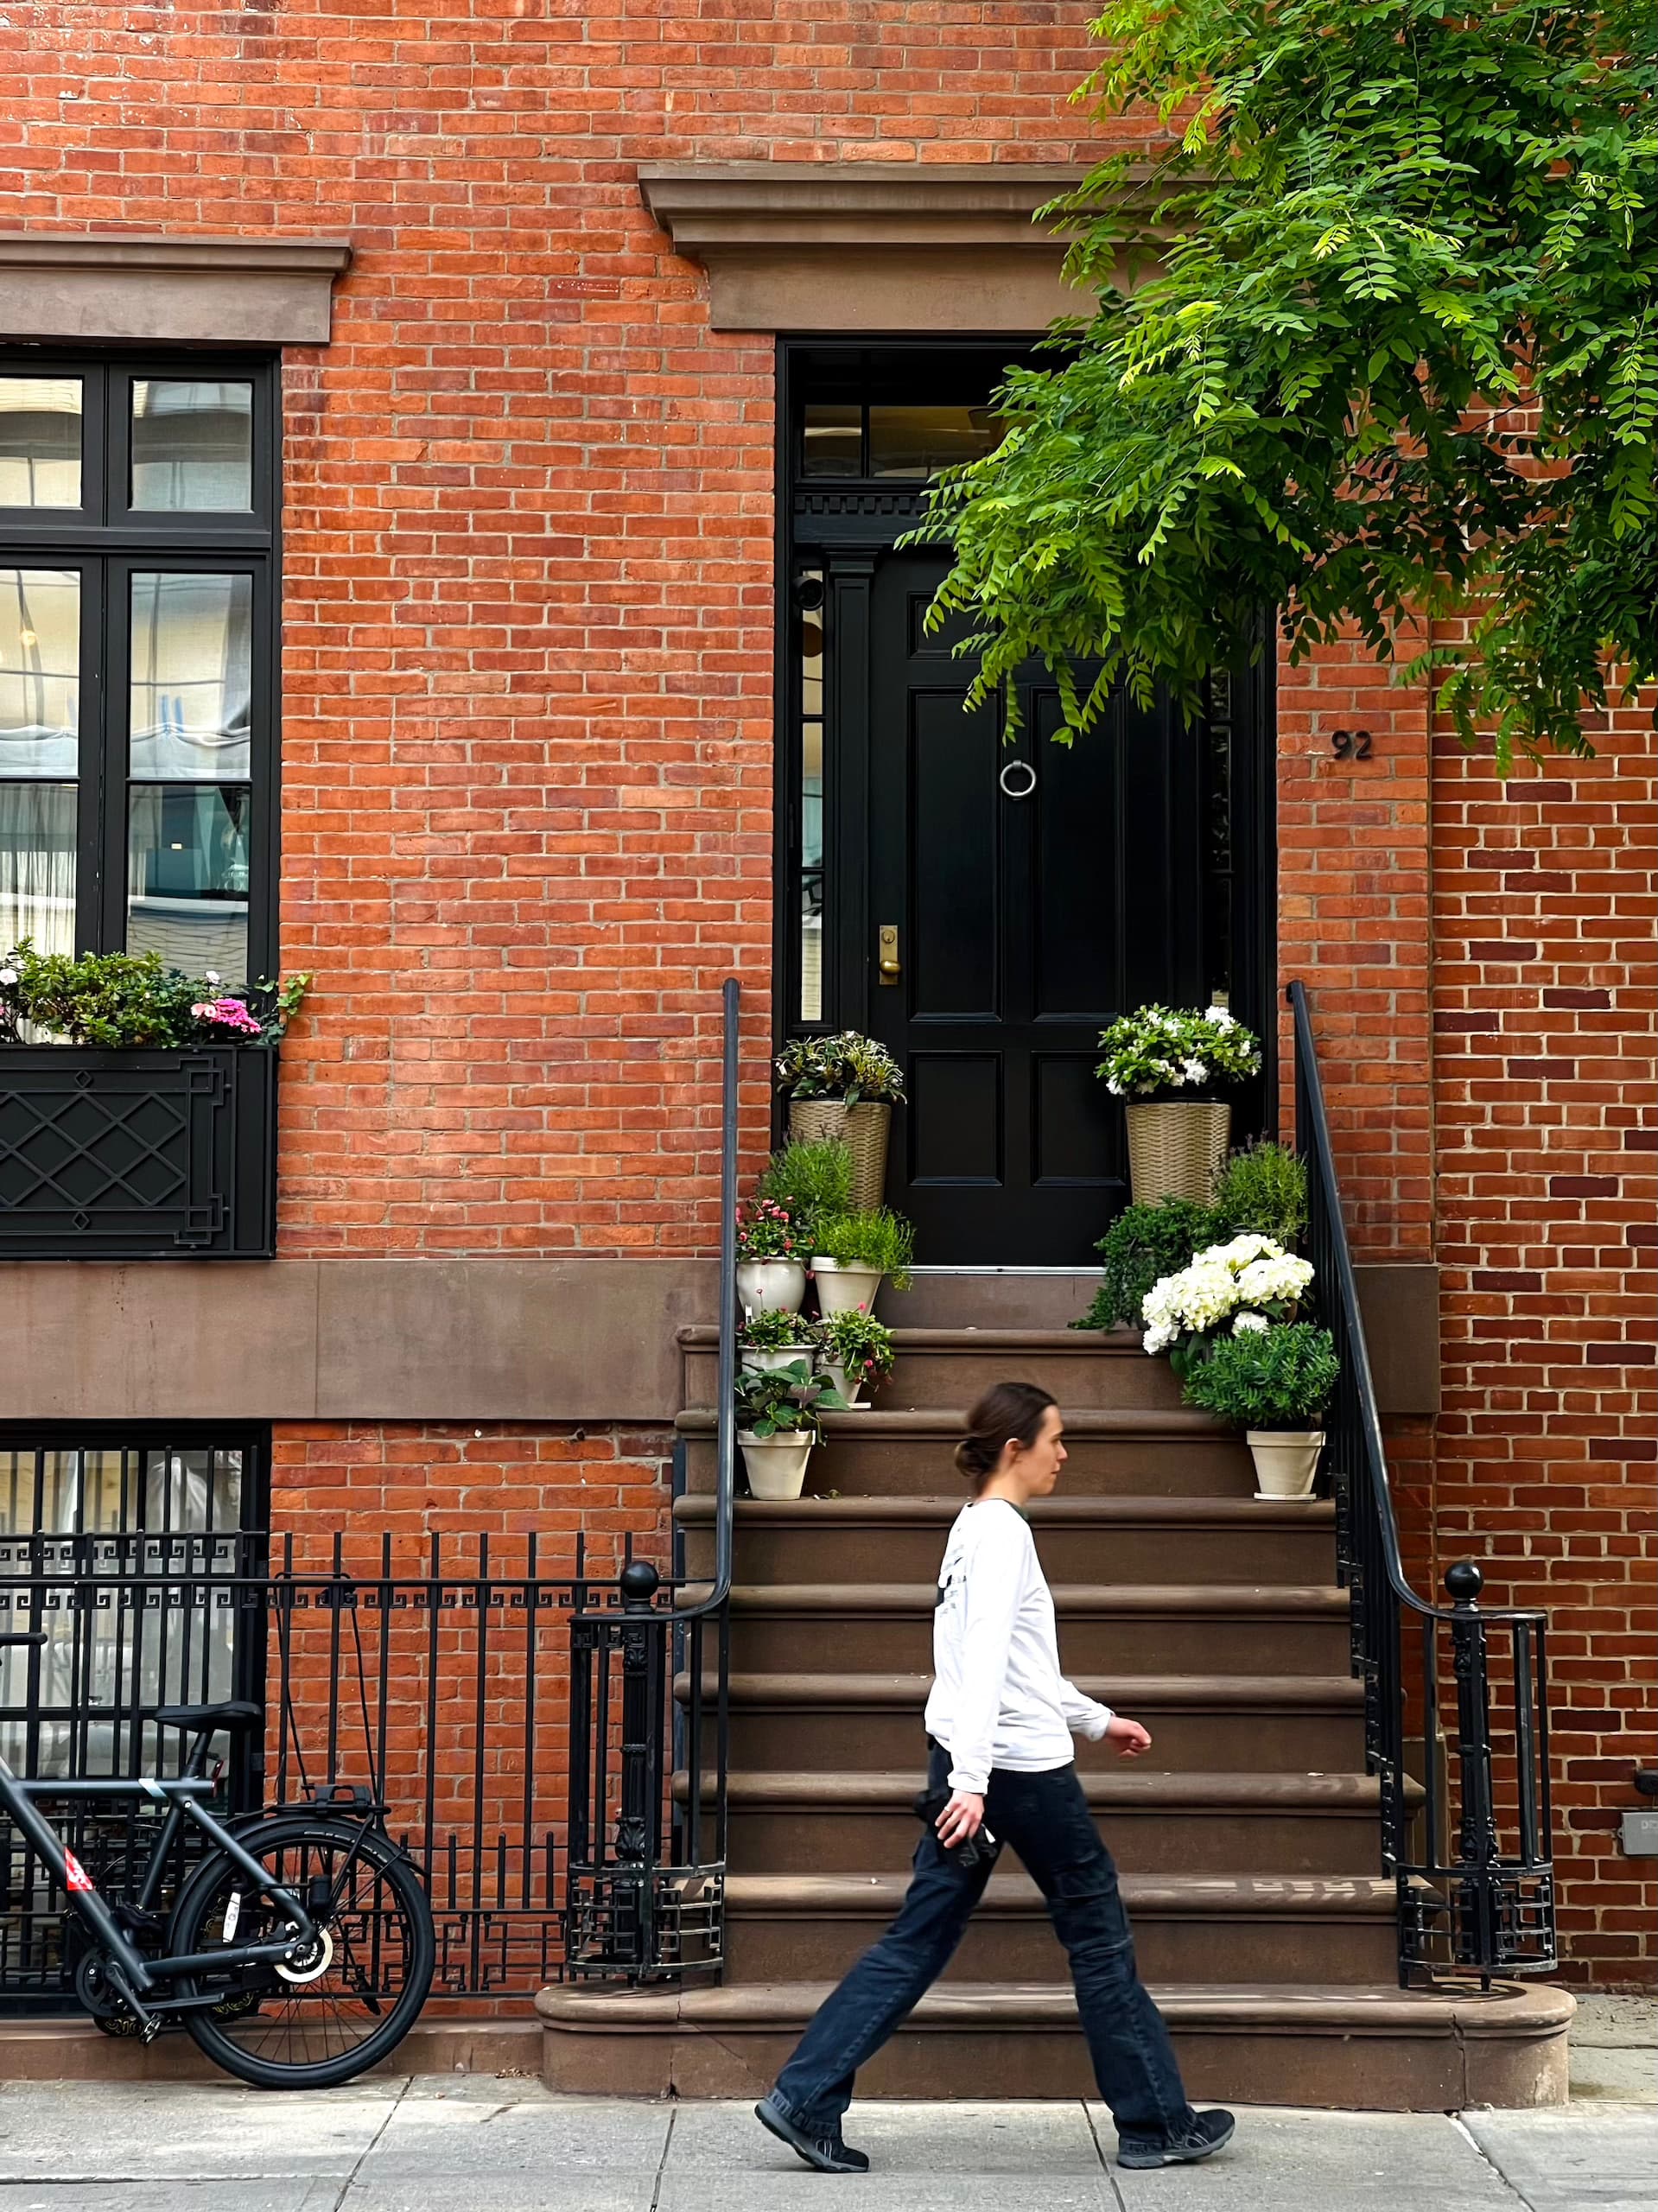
{"left": 1291, "top": 979, "right": 1556, "bottom": 1985}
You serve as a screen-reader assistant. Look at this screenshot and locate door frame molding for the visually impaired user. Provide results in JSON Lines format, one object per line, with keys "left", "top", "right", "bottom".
{"left": 771, "top": 336, "right": 1278, "bottom": 1142}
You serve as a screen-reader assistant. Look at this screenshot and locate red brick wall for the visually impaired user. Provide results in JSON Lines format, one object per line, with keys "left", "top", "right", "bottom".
{"left": 1432, "top": 718, "right": 1658, "bottom": 1987}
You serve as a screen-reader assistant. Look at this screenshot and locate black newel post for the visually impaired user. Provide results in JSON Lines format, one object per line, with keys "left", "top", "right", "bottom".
{"left": 613, "top": 1560, "right": 662, "bottom": 1968}
{"left": 1447, "top": 1560, "right": 1500, "bottom": 1988}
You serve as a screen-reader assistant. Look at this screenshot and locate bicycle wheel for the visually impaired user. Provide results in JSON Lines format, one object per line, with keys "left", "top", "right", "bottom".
{"left": 168, "top": 1815, "right": 435, "bottom": 2090}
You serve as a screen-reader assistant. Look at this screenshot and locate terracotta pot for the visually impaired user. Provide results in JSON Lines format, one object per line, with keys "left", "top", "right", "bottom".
{"left": 736, "top": 1258, "right": 807, "bottom": 1317}
{"left": 1124, "top": 1098, "right": 1231, "bottom": 1206}
{"left": 812, "top": 1257, "right": 885, "bottom": 1318}
{"left": 739, "top": 1433, "right": 815, "bottom": 1501}
{"left": 1246, "top": 1428, "right": 1324, "bottom": 1500}
{"left": 789, "top": 1097, "right": 892, "bottom": 1213}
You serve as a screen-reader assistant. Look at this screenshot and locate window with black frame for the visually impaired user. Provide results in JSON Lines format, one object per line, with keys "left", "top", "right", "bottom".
{"left": 0, "top": 363, "right": 278, "bottom": 988}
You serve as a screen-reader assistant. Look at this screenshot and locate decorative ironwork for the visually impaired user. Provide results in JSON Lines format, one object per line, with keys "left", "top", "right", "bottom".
{"left": 0, "top": 1048, "right": 277, "bottom": 1257}
{"left": 1291, "top": 981, "right": 1557, "bottom": 1987}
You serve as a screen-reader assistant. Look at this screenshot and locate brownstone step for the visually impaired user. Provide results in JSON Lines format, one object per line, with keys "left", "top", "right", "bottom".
{"left": 537, "top": 1976, "right": 1574, "bottom": 2109}
{"left": 725, "top": 1581, "right": 1352, "bottom": 1675}
{"left": 698, "top": 1768, "right": 1392, "bottom": 1877}
{"left": 676, "top": 1493, "right": 1338, "bottom": 1586}
{"left": 721, "top": 1870, "right": 1402, "bottom": 1986}
{"left": 679, "top": 1408, "right": 1253, "bottom": 1498}
{"left": 682, "top": 1325, "right": 1184, "bottom": 1413}
{"left": 677, "top": 1669, "right": 1366, "bottom": 1774}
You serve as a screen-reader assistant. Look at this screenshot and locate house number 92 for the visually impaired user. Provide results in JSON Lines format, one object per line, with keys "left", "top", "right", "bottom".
{"left": 1331, "top": 728, "right": 1374, "bottom": 760}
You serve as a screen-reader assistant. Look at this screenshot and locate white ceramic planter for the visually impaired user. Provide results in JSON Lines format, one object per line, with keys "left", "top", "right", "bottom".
{"left": 739, "top": 1432, "right": 815, "bottom": 1501}
{"left": 1246, "top": 1428, "right": 1324, "bottom": 1500}
{"left": 819, "top": 1356, "right": 867, "bottom": 1408}
{"left": 736, "top": 1257, "right": 807, "bottom": 1317}
{"left": 812, "top": 1257, "right": 884, "bottom": 1318}
{"left": 739, "top": 1344, "right": 816, "bottom": 1381}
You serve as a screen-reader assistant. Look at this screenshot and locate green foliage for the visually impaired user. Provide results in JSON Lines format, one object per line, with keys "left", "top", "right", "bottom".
{"left": 814, "top": 1207, "right": 916, "bottom": 1290}
{"left": 1181, "top": 1321, "right": 1340, "bottom": 1429}
{"left": 1211, "top": 1141, "right": 1308, "bottom": 1247}
{"left": 738, "top": 1308, "right": 819, "bottom": 1350}
{"left": 818, "top": 1306, "right": 897, "bottom": 1380}
{"left": 758, "top": 1139, "right": 855, "bottom": 1241}
{"left": 0, "top": 942, "right": 308, "bottom": 1050}
{"left": 775, "top": 1031, "right": 906, "bottom": 1103}
{"left": 1096, "top": 1002, "right": 1261, "bottom": 1097}
{"left": 734, "top": 1364, "right": 848, "bottom": 1442}
{"left": 917, "top": 0, "right": 1658, "bottom": 766}
{"left": 1072, "top": 1196, "right": 1216, "bottom": 1330}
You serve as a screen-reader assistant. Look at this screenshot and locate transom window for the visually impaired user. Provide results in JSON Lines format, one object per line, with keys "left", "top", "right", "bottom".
{"left": 0, "top": 360, "right": 278, "bottom": 988}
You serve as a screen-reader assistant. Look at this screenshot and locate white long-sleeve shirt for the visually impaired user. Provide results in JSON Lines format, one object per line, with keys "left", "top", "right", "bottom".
{"left": 923, "top": 1497, "right": 1115, "bottom": 1793}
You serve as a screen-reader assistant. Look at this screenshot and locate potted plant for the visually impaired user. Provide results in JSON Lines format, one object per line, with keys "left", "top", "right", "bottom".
{"left": 1072, "top": 1197, "right": 1217, "bottom": 1332}
{"left": 757, "top": 1137, "right": 854, "bottom": 1250}
{"left": 775, "top": 1032, "right": 905, "bottom": 1212}
{"left": 1210, "top": 1141, "right": 1309, "bottom": 1247}
{"left": 1095, "top": 1002, "right": 1261, "bottom": 1205}
{"left": 811, "top": 1205, "right": 915, "bottom": 1318}
{"left": 1180, "top": 1320, "right": 1341, "bottom": 1498}
{"left": 734, "top": 1365, "right": 848, "bottom": 1501}
{"left": 1139, "top": 1233, "right": 1314, "bottom": 1378}
{"left": 816, "top": 1306, "right": 896, "bottom": 1408}
{"left": 739, "top": 1306, "right": 821, "bottom": 1380}
{"left": 735, "top": 1198, "right": 808, "bottom": 1317}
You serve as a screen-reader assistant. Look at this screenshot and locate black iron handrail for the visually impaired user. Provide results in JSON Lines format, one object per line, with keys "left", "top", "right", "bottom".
{"left": 1289, "top": 980, "right": 1556, "bottom": 1986}
{"left": 562, "top": 977, "right": 739, "bottom": 1981}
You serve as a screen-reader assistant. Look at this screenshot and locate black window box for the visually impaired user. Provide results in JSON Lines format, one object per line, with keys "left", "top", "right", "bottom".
{"left": 0, "top": 1048, "right": 278, "bottom": 1259}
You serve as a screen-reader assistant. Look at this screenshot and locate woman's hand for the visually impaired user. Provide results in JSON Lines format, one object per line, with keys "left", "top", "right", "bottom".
{"left": 935, "top": 1789, "right": 984, "bottom": 1847}
{"left": 1104, "top": 1716, "right": 1153, "bottom": 1759}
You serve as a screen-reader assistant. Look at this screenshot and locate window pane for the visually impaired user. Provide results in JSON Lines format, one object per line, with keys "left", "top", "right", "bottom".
{"left": 797, "top": 569, "right": 825, "bottom": 1023}
{"left": 868, "top": 404, "right": 1000, "bottom": 479}
{"left": 0, "top": 568, "right": 79, "bottom": 776}
{"left": 0, "top": 782, "right": 76, "bottom": 957}
{"left": 129, "top": 571, "right": 252, "bottom": 779}
{"left": 0, "top": 378, "right": 82, "bottom": 508}
{"left": 130, "top": 379, "right": 253, "bottom": 512}
{"left": 801, "top": 403, "right": 861, "bottom": 478}
{"left": 126, "top": 783, "right": 250, "bottom": 982}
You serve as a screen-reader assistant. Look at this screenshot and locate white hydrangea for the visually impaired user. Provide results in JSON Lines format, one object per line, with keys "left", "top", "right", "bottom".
{"left": 1140, "top": 1236, "right": 1314, "bottom": 1356}
{"left": 1233, "top": 1311, "right": 1270, "bottom": 1335}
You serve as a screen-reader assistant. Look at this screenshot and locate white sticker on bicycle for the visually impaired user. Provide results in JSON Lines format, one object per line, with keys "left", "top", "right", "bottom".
{"left": 223, "top": 1891, "right": 242, "bottom": 1939}
{"left": 62, "top": 1851, "right": 92, "bottom": 1894}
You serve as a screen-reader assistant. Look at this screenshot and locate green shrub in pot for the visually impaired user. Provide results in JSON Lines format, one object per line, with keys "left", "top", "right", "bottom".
{"left": 1180, "top": 1320, "right": 1340, "bottom": 1500}
{"left": 813, "top": 1208, "right": 914, "bottom": 1287}
{"left": 817, "top": 1306, "right": 896, "bottom": 1405}
{"left": 757, "top": 1138, "right": 854, "bottom": 1245}
{"left": 1210, "top": 1141, "right": 1308, "bottom": 1249}
{"left": 1072, "top": 1197, "right": 1216, "bottom": 1332}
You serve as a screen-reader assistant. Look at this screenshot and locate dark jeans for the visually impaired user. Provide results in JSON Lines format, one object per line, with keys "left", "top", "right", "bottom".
{"left": 772, "top": 1741, "right": 1194, "bottom": 2153}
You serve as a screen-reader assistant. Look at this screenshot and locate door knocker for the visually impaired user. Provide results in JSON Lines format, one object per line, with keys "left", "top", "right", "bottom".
{"left": 998, "top": 760, "right": 1037, "bottom": 800}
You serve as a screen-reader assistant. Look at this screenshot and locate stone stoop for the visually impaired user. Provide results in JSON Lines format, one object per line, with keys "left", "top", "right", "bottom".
{"left": 539, "top": 1323, "right": 1573, "bottom": 2108}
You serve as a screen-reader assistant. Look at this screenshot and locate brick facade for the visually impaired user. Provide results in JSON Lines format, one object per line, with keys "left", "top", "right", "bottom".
{"left": 4, "top": 2, "right": 1652, "bottom": 1988}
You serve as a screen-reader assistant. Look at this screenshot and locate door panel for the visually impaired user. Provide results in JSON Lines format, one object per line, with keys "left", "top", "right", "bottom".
{"left": 860, "top": 550, "right": 1215, "bottom": 1264}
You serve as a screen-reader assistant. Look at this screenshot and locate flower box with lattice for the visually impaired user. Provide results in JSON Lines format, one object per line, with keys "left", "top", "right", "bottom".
{"left": 0, "top": 1048, "right": 278, "bottom": 1258}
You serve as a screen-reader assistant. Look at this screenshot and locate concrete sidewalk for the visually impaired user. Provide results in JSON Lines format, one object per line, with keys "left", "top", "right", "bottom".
{"left": 0, "top": 2078, "right": 1653, "bottom": 2212}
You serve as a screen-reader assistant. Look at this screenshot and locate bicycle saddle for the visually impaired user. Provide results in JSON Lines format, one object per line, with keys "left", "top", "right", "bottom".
{"left": 153, "top": 1700, "right": 262, "bottom": 1732}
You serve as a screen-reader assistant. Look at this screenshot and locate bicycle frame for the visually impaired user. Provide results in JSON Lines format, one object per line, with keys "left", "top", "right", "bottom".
{"left": 0, "top": 1751, "right": 321, "bottom": 2018}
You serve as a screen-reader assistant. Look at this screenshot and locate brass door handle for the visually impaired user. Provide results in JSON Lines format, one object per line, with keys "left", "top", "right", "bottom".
{"left": 878, "top": 925, "right": 900, "bottom": 982}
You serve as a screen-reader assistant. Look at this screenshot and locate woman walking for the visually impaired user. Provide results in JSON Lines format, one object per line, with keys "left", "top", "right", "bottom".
{"left": 754, "top": 1381, "right": 1236, "bottom": 2174}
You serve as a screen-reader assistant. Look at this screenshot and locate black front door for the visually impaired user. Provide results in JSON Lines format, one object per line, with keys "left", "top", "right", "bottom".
{"left": 857, "top": 551, "right": 1217, "bottom": 1263}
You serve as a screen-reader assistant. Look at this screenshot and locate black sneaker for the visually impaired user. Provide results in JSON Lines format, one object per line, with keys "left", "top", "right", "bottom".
{"left": 1117, "top": 2108, "right": 1236, "bottom": 2170}
{"left": 755, "top": 2093, "right": 871, "bottom": 2174}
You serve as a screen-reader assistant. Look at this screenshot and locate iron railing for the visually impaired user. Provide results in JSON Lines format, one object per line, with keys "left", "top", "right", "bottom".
{"left": 1291, "top": 980, "right": 1556, "bottom": 1986}
{"left": 563, "top": 974, "right": 739, "bottom": 1981}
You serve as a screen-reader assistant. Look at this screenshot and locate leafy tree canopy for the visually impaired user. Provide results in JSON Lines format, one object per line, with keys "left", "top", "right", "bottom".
{"left": 919, "top": 0, "right": 1658, "bottom": 764}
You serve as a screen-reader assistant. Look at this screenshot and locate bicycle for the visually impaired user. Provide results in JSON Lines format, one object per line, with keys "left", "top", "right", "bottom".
{"left": 0, "top": 1632, "right": 436, "bottom": 2089}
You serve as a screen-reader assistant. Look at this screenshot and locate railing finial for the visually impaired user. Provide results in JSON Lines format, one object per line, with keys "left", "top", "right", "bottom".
{"left": 1445, "top": 1560, "right": 1484, "bottom": 1608}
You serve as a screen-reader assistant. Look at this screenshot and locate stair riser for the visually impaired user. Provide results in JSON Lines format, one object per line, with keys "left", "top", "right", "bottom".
{"left": 729, "top": 1613, "right": 1352, "bottom": 1676}
{"left": 685, "top": 1436, "right": 1255, "bottom": 1499}
{"left": 683, "top": 1522, "right": 1337, "bottom": 1586}
{"left": 719, "top": 1706, "right": 1365, "bottom": 1775}
{"left": 542, "top": 2014, "right": 1565, "bottom": 2109}
{"left": 721, "top": 1911, "right": 1400, "bottom": 1986}
{"left": 725, "top": 1807, "right": 1382, "bottom": 1877}
{"left": 686, "top": 1347, "right": 1188, "bottom": 1413}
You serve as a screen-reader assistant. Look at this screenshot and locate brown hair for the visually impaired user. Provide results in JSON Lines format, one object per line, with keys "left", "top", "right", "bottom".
{"left": 955, "top": 1382, "right": 1058, "bottom": 1491}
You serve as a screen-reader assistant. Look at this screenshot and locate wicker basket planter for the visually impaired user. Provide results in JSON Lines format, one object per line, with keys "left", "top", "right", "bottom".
{"left": 788, "top": 1097, "right": 892, "bottom": 1212}
{"left": 1124, "top": 1098, "right": 1230, "bottom": 1207}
